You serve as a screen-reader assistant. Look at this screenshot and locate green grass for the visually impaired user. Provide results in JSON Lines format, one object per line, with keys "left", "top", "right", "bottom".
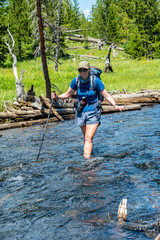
{"left": 0, "top": 45, "right": 160, "bottom": 112}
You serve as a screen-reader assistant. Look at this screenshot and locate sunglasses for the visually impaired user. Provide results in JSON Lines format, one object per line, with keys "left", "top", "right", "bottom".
{"left": 78, "top": 68, "right": 88, "bottom": 73}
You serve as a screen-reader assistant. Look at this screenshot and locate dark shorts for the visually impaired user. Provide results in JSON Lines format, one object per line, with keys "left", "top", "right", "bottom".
{"left": 75, "top": 109, "right": 101, "bottom": 127}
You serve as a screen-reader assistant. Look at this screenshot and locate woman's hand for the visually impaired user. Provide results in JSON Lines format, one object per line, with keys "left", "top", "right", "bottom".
{"left": 51, "top": 91, "right": 58, "bottom": 101}
{"left": 114, "top": 105, "right": 125, "bottom": 112}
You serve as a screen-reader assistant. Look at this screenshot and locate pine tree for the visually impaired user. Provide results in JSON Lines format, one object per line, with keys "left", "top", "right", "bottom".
{"left": 91, "top": 0, "right": 107, "bottom": 39}
{"left": 107, "top": 3, "right": 119, "bottom": 43}
{"left": 79, "top": 13, "right": 91, "bottom": 47}
{"left": 115, "top": 0, "right": 136, "bottom": 19}
{"left": 7, "top": 0, "right": 33, "bottom": 61}
{"left": 60, "top": 0, "right": 73, "bottom": 28}
{"left": 111, "top": 0, "right": 160, "bottom": 58}
{"left": 130, "top": 0, "right": 160, "bottom": 58}
{"left": 70, "top": 0, "right": 81, "bottom": 29}
{"left": 0, "top": 0, "right": 8, "bottom": 67}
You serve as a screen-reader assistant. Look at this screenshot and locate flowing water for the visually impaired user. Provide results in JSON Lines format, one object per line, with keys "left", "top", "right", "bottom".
{"left": 0, "top": 105, "right": 160, "bottom": 240}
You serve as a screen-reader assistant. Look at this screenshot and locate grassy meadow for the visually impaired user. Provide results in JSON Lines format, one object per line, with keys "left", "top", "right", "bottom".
{"left": 0, "top": 43, "right": 160, "bottom": 112}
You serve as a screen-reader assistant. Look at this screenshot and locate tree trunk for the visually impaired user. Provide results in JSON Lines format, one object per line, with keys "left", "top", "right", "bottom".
{"left": 37, "top": 0, "right": 51, "bottom": 98}
{"left": 55, "top": 0, "right": 62, "bottom": 71}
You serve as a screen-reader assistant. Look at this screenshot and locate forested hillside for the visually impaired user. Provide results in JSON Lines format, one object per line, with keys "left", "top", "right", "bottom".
{"left": 1, "top": 0, "right": 160, "bottom": 68}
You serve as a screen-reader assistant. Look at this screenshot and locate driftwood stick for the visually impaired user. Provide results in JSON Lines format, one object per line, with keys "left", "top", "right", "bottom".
{"left": 118, "top": 198, "right": 127, "bottom": 221}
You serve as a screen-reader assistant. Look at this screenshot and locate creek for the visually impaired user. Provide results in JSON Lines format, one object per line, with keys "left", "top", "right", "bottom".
{"left": 0, "top": 105, "right": 160, "bottom": 240}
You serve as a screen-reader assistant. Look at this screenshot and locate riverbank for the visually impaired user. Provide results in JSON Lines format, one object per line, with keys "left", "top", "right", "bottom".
{"left": 0, "top": 89, "right": 159, "bottom": 131}
{"left": 1, "top": 54, "right": 160, "bottom": 109}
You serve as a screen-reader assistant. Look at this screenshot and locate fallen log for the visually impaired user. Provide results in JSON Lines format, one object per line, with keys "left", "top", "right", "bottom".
{"left": 113, "top": 91, "right": 160, "bottom": 100}
{"left": 0, "top": 114, "right": 75, "bottom": 131}
{"left": 53, "top": 95, "right": 159, "bottom": 108}
{"left": 66, "top": 36, "right": 105, "bottom": 44}
{"left": 0, "top": 110, "right": 44, "bottom": 120}
{"left": 0, "top": 117, "right": 58, "bottom": 130}
{"left": 0, "top": 104, "right": 143, "bottom": 130}
{"left": 40, "top": 96, "right": 64, "bottom": 121}
{"left": 0, "top": 108, "right": 73, "bottom": 121}
{"left": 55, "top": 108, "right": 74, "bottom": 115}
{"left": 0, "top": 109, "right": 50, "bottom": 121}
{"left": 0, "top": 90, "right": 160, "bottom": 130}
{"left": 55, "top": 104, "right": 142, "bottom": 114}
{"left": 21, "top": 106, "right": 34, "bottom": 111}
{"left": 102, "top": 97, "right": 160, "bottom": 106}
{"left": 53, "top": 101, "right": 74, "bottom": 108}
{"left": 102, "top": 104, "right": 142, "bottom": 113}
{"left": 68, "top": 46, "right": 86, "bottom": 50}
{"left": 65, "top": 29, "right": 91, "bottom": 33}
{"left": 67, "top": 46, "right": 97, "bottom": 50}
{"left": 69, "top": 53, "right": 105, "bottom": 60}
{"left": 0, "top": 112, "right": 18, "bottom": 119}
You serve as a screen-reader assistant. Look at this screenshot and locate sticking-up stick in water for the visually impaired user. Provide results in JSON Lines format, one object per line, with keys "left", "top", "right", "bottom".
{"left": 117, "top": 198, "right": 127, "bottom": 221}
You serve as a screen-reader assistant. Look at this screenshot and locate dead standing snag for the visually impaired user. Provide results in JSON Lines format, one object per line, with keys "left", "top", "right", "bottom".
{"left": 5, "top": 29, "right": 25, "bottom": 101}
{"left": 37, "top": 0, "right": 51, "bottom": 98}
{"left": 104, "top": 44, "right": 114, "bottom": 73}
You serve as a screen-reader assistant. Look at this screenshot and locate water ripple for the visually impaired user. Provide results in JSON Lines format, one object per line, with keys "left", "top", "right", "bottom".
{"left": 0, "top": 105, "right": 160, "bottom": 239}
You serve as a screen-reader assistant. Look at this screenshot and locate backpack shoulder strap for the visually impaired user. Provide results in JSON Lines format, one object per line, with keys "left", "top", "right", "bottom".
{"left": 76, "top": 75, "right": 80, "bottom": 89}
{"left": 90, "top": 74, "right": 96, "bottom": 90}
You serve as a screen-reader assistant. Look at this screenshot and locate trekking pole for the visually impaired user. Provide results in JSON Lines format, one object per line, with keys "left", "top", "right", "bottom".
{"left": 36, "top": 99, "right": 54, "bottom": 161}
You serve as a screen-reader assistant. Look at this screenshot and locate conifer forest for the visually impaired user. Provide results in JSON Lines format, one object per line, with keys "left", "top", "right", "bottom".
{"left": 1, "top": 0, "right": 160, "bottom": 68}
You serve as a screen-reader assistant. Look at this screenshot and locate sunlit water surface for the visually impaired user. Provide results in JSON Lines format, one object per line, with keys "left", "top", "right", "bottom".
{"left": 0, "top": 105, "right": 160, "bottom": 240}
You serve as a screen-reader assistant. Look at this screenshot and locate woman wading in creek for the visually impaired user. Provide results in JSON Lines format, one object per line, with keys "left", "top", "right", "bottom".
{"left": 52, "top": 61, "right": 125, "bottom": 159}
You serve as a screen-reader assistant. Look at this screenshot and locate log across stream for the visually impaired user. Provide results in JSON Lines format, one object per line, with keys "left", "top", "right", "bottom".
{"left": 0, "top": 90, "right": 160, "bottom": 131}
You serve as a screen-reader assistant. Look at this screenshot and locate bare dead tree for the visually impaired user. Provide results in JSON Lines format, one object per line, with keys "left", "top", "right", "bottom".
{"left": 5, "top": 29, "right": 25, "bottom": 100}
{"left": 104, "top": 44, "right": 114, "bottom": 73}
{"left": 55, "top": 0, "right": 62, "bottom": 71}
{"left": 37, "top": 0, "right": 51, "bottom": 98}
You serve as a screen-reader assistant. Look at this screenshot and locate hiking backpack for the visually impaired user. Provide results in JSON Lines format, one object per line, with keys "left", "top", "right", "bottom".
{"left": 76, "top": 66, "right": 104, "bottom": 102}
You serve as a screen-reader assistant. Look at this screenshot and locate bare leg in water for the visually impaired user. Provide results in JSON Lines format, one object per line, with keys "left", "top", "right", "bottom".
{"left": 81, "top": 123, "right": 99, "bottom": 159}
